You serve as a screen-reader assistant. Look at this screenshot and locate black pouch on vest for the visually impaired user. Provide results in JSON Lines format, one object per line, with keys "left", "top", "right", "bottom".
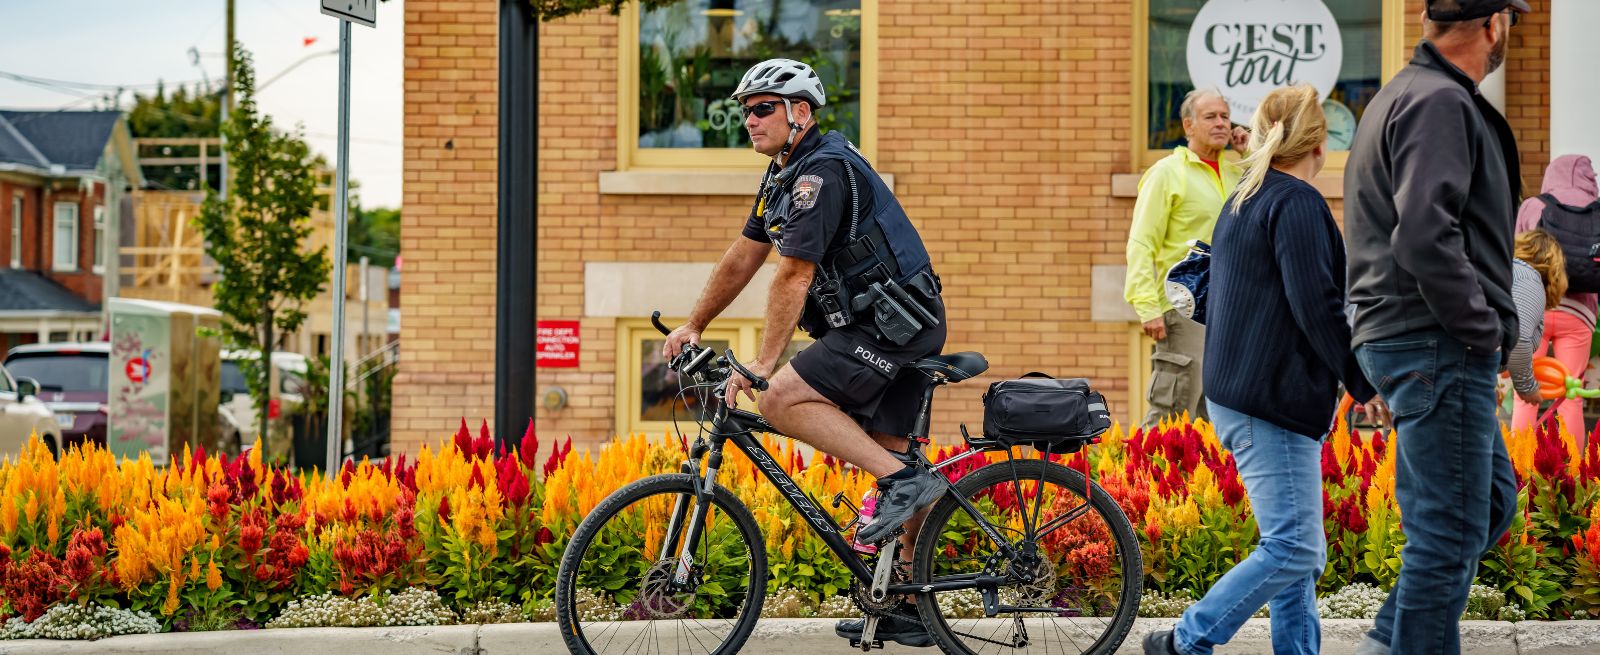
{"left": 981, "top": 373, "right": 1112, "bottom": 454}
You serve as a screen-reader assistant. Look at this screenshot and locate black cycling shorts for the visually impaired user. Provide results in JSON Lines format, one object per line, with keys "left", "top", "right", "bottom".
{"left": 788, "top": 296, "right": 947, "bottom": 436}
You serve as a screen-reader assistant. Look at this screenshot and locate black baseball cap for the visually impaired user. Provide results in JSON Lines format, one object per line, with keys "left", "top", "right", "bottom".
{"left": 1425, "top": 0, "right": 1532, "bottom": 21}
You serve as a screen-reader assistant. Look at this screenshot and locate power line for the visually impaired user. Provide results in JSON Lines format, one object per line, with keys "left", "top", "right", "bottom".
{"left": 0, "top": 69, "right": 208, "bottom": 93}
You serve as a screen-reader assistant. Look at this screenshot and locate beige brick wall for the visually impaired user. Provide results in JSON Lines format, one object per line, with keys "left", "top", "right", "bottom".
{"left": 396, "top": 0, "right": 1553, "bottom": 456}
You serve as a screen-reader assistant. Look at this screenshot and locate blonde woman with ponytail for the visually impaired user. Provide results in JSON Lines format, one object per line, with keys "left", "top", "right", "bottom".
{"left": 1143, "top": 85, "right": 1385, "bottom": 655}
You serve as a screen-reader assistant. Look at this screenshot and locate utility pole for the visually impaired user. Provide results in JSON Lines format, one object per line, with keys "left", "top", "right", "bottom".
{"left": 495, "top": 0, "right": 537, "bottom": 449}
{"left": 221, "top": 0, "right": 234, "bottom": 198}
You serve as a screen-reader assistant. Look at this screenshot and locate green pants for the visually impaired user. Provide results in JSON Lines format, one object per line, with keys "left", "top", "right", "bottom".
{"left": 1142, "top": 309, "right": 1208, "bottom": 430}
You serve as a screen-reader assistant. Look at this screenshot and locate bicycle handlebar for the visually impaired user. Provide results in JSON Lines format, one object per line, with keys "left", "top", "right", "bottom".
{"left": 650, "top": 311, "right": 769, "bottom": 391}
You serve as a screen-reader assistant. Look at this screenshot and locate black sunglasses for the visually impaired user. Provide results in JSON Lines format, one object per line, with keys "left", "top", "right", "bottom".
{"left": 1485, "top": 9, "right": 1519, "bottom": 28}
{"left": 740, "top": 100, "right": 782, "bottom": 119}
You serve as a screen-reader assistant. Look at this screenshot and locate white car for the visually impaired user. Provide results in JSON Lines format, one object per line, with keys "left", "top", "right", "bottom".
{"left": 220, "top": 350, "right": 309, "bottom": 459}
{"left": 0, "top": 362, "right": 63, "bottom": 459}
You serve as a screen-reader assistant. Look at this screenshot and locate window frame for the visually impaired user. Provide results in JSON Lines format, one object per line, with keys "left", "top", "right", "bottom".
{"left": 1130, "top": 0, "right": 1407, "bottom": 171}
{"left": 52, "top": 201, "right": 78, "bottom": 272}
{"left": 615, "top": 0, "right": 880, "bottom": 171}
{"left": 614, "top": 317, "right": 812, "bottom": 437}
{"left": 9, "top": 194, "right": 20, "bottom": 268}
{"left": 92, "top": 205, "right": 106, "bottom": 273}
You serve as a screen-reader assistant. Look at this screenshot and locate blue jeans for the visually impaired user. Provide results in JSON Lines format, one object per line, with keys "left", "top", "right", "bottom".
{"left": 1173, "top": 400, "right": 1327, "bottom": 655}
{"left": 1354, "top": 330, "right": 1518, "bottom": 655}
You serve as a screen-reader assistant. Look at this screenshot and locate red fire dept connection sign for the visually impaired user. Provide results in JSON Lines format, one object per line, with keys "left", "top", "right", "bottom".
{"left": 536, "top": 320, "right": 580, "bottom": 368}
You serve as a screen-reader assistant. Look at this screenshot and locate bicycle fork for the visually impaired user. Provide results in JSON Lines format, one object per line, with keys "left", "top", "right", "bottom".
{"left": 660, "top": 438, "right": 721, "bottom": 586}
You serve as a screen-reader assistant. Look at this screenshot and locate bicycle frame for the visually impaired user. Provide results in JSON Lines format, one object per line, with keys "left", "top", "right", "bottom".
{"left": 664, "top": 402, "right": 1025, "bottom": 599}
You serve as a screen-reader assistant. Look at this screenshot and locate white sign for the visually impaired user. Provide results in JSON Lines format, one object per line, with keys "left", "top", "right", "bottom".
{"left": 321, "top": 0, "right": 377, "bottom": 28}
{"left": 1186, "top": 0, "right": 1342, "bottom": 126}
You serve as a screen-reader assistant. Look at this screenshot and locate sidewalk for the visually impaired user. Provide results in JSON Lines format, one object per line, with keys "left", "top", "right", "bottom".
{"left": 1, "top": 618, "right": 1597, "bottom": 654}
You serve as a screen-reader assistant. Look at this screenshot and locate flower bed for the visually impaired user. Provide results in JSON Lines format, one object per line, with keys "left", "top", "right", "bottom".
{"left": 0, "top": 415, "right": 1595, "bottom": 637}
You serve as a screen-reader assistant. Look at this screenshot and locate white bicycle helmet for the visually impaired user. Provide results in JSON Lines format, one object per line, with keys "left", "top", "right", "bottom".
{"left": 731, "top": 58, "right": 826, "bottom": 107}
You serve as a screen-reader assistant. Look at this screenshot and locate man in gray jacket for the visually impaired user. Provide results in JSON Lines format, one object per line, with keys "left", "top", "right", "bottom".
{"left": 1344, "top": 1, "right": 1527, "bottom": 653}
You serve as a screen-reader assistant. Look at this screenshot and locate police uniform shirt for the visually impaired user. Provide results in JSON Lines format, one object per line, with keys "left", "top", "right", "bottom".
{"left": 740, "top": 128, "right": 854, "bottom": 263}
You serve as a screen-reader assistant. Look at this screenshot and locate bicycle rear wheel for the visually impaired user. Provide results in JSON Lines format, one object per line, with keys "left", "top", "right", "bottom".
{"left": 913, "top": 458, "right": 1141, "bottom": 655}
{"left": 555, "top": 473, "right": 767, "bottom": 655}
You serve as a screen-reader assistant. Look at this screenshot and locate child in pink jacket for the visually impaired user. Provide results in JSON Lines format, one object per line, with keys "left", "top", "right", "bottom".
{"left": 1513, "top": 154, "right": 1599, "bottom": 446}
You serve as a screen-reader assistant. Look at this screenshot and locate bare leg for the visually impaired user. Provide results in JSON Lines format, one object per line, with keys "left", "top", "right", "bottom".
{"left": 759, "top": 365, "right": 904, "bottom": 477}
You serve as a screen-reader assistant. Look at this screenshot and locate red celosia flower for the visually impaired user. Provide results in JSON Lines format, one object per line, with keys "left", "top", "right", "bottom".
{"left": 240, "top": 509, "right": 265, "bottom": 554}
{"left": 1321, "top": 440, "right": 1342, "bottom": 484}
{"left": 544, "top": 437, "right": 573, "bottom": 478}
{"left": 63, "top": 528, "right": 105, "bottom": 583}
{"left": 289, "top": 543, "right": 310, "bottom": 568}
{"left": 208, "top": 482, "right": 232, "bottom": 520}
{"left": 454, "top": 418, "right": 473, "bottom": 455}
{"left": 1339, "top": 496, "right": 1368, "bottom": 534}
{"left": 0, "top": 551, "right": 67, "bottom": 621}
{"left": 475, "top": 420, "right": 495, "bottom": 459}
{"left": 469, "top": 462, "right": 485, "bottom": 489}
{"left": 270, "top": 471, "right": 290, "bottom": 506}
{"left": 518, "top": 419, "right": 539, "bottom": 471}
{"left": 496, "top": 456, "right": 531, "bottom": 507}
{"left": 1534, "top": 423, "right": 1567, "bottom": 480}
{"left": 438, "top": 495, "right": 452, "bottom": 524}
{"left": 1217, "top": 459, "right": 1245, "bottom": 507}
{"left": 396, "top": 503, "right": 417, "bottom": 541}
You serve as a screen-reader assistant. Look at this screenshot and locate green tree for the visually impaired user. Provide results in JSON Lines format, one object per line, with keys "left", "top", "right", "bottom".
{"left": 351, "top": 206, "right": 400, "bottom": 268}
{"left": 195, "top": 45, "right": 331, "bottom": 444}
{"left": 127, "top": 83, "right": 223, "bottom": 191}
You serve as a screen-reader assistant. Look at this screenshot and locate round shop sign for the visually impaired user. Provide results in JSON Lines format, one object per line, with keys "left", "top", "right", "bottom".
{"left": 125, "top": 356, "right": 151, "bottom": 383}
{"left": 1187, "top": 0, "right": 1343, "bottom": 126}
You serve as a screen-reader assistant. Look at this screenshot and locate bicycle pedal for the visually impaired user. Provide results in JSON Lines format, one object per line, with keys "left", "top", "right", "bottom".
{"left": 848, "top": 638, "right": 885, "bottom": 650}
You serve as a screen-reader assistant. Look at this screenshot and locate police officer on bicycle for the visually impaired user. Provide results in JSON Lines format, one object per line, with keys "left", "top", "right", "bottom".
{"left": 662, "top": 58, "right": 946, "bottom": 647}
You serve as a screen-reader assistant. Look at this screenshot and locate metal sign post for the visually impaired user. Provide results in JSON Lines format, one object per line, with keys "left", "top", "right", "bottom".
{"left": 322, "top": 0, "right": 375, "bottom": 478}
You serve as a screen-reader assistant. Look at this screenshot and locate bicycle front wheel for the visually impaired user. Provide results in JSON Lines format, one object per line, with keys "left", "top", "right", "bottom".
{"left": 555, "top": 473, "right": 767, "bottom": 655}
{"left": 913, "top": 458, "right": 1141, "bottom": 655}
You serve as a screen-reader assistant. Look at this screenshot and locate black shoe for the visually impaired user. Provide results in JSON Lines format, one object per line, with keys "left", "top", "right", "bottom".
{"left": 1142, "top": 629, "right": 1180, "bottom": 655}
{"left": 858, "top": 470, "right": 945, "bottom": 543}
{"left": 835, "top": 606, "right": 934, "bottom": 648}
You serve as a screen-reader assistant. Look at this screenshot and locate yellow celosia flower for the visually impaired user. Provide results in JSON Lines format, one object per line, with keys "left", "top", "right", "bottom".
{"left": 162, "top": 578, "right": 180, "bottom": 615}
{"left": 1170, "top": 497, "right": 1201, "bottom": 532}
{"left": 1191, "top": 465, "right": 1221, "bottom": 509}
{"left": 206, "top": 559, "right": 222, "bottom": 591}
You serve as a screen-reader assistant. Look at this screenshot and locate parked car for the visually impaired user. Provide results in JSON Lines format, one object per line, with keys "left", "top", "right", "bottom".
{"left": 220, "top": 350, "right": 308, "bottom": 460}
{"left": 0, "top": 361, "right": 63, "bottom": 459}
{"left": 3, "top": 343, "right": 109, "bottom": 453}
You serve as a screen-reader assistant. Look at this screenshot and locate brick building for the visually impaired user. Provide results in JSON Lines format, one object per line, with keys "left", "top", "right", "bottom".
{"left": 394, "top": 0, "right": 1562, "bottom": 455}
{"left": 0, "top": 110, "right": 141, "bottom": 353}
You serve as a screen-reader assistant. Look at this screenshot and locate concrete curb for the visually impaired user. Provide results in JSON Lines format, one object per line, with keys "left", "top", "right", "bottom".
{"left": 0, "top": 619, "right": 1596, "bottom": 654}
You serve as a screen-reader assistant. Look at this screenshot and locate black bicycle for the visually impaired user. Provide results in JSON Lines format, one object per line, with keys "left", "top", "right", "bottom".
{"left": 555, "top": 312, "right": 1141, "bottom": 654}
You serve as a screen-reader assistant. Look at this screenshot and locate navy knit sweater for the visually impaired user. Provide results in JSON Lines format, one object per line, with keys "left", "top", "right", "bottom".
{"left": 1203, "top": 169, "right": 1378, "bottom": 437}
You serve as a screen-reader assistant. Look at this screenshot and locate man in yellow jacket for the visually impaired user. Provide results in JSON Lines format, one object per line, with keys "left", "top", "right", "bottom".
{"left": 1126, "top": 89, "right": 1246, "bottom": 430}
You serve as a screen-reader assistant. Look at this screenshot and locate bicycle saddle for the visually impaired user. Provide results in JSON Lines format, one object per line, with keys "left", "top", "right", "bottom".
{"left": 910, "top": 352, "right": 988, "bottom": 382}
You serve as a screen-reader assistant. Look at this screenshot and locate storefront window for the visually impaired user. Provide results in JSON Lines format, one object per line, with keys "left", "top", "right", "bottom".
{"left": 639, "top": 337, "right": 733, "bottom": 422}
{"left": 637, "top": 0, "right": 863, "bottom": 151}
{"left": 1147, "top": 0, "right": 1382, "bottom": 152}
{"left": 619, "top": 319, "right": 812, "bottom": 435}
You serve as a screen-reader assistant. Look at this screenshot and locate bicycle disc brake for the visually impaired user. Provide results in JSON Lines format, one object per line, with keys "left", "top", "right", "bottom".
{"left": 633, "top": 559, "right": 696, "bottom": 620}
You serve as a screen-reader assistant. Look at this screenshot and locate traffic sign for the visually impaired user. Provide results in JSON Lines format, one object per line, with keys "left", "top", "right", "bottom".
{"left": 321, "top": 0, "right": 376, "bottom": 28}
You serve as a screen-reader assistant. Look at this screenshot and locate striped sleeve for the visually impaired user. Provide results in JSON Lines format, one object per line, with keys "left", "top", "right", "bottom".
{"left": 1507, "top": 260, "right": 1547, "bottom": 394}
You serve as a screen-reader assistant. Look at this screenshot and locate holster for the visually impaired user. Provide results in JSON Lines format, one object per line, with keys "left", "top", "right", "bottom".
{"left": 847, "top": 271, "right": 941, "bottom": 346}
